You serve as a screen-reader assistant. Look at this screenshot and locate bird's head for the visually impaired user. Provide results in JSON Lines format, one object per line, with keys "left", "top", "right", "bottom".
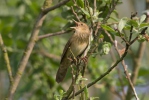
{"left": 70, "top": 20, "right": 90, "bottom": 34}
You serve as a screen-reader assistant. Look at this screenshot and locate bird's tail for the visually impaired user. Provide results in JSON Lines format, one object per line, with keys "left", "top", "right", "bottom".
{"left": 56, "top": 64, "right": 68, "bottom": 83}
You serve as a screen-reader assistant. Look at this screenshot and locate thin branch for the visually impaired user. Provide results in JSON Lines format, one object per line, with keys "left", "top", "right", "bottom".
{"left": 126, "top": 41, "right": 146, "bottom": 100}
{"left": 130, "top": 27, "right": 148, "bottom": 45}
{"left": 121, "top": 61, "right": 139, "bottom": 100}
{"left": 0, "top": 34, "right": 13, "bottom": 85}
{"left": 71, "top": 26, "right": 148, "bottom": 100}
{"left": 71, "top": 6, "right": 80, "bottom": 21}
{"left": 38, "top": 49, "right": 60, "bottom": 61}
{"left": 43, "top": 0, "right": 71, "bottom": 14}
{"left": 114, "top": 41, "right": 139, "bottom": 100}
{"left": 129, "top": 12, "right": 137, "bottom": 42}
{"left": 38, "top": 30, "right": 72, "bottom": 40}
{"left": 105, "top": 30, "right": 125, "bottom": 99}
{"left": 102, "top": 0, "right": 119, "bottom": 23}
{"left": 7, "top": 0, "right": 70, "bottom": 99}
{"left": 85, "top": 0, "right": 94, "bottom": 27}
{"left": 117, "top": 30, "right": 129, "bottom": 45}
{"left": 93, "top": 0, "right": 97, "bottom": 15}
{"left": 69, "top": 47, "right": 129, "bottom": 99}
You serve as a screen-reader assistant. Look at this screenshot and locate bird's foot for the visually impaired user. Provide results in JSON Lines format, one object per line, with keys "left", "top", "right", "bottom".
{"left": 81, "top": 56, "right": 88, "bottom": 64}
{"left": 68, "top": 57, "right": 78, "bottom": 65}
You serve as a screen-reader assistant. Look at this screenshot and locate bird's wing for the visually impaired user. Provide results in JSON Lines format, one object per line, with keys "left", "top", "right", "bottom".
{"left": 60, "top": 38, "right": 72, "bottom": 63}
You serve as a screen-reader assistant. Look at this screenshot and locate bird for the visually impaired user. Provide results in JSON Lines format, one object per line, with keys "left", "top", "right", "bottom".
{"left": 56, "top": 20, "right": 91, "bottom": 83}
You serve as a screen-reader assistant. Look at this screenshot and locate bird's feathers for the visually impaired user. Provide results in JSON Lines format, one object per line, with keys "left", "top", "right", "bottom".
{"left": 56, "top": 21, "right": 91, "bottom": 83}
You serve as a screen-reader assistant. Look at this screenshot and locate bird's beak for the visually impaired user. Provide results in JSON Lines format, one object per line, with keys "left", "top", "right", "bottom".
{"left": 70, "top": 19, "right": 79, "bottom": 29}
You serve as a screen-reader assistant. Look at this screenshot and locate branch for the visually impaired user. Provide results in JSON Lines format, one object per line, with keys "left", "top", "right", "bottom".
{"left": 105, "top": 30, "right": 125, "bottom": 99}
{"left": 38, "top": 49, "right": 60, "bottom": 61}
{"left": 102, "top": 0, "right": 119, "bottom": 23}
{"left": 85, "top": 0, "right": 94, "bottom": 26}
{"left": 129, "top": 12, "right": 137, "bottom": 42}
{"left": 130, "top": 27, "right": 148, "bottom": 45}
{"left": 65, "top": 1, "right": 147, "bottom": 99}
{"left": 126, "top": 29, "right": 147, "bottom": 100}
{"left": 7, "top": 0, "right": 70, "bottom": 99}
{"left": 0, "top": 34, "right": 13, "bottom": 85}
{"left": 71, "top": 6, "right": 80, "bottom": 21}
{"left": 93, "top": 0, "right": 97, "bottom": 15}
{"left": 43, "top": 0, "right": 70, "bottom": 14}
{"left": 114, "top": 41, "right": 139, "bottom": 100}
{"left": 38, "top": 30, "right": 72, "bottom": 40}
{"left": 69, "top": 47, "right": 129, "bottom": 99}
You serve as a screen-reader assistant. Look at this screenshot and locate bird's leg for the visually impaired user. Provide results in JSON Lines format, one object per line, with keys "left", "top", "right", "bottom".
{"left": 81, "top": 56, "right": 88, "bottom": 64}
{"left": 68, "top": 47, "right": 78, "bottom": 65}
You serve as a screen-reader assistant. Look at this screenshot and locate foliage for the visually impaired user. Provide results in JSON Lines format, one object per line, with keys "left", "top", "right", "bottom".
{"left": 0, "top": 0, "right": 149, "bottom": 100}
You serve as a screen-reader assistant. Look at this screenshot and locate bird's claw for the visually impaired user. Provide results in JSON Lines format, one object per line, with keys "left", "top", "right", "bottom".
{"left": 81, "top": 56, "right": 88, "bottom": 64}
{"left": 68, "top": 57, "right": 78, "bottom": 65}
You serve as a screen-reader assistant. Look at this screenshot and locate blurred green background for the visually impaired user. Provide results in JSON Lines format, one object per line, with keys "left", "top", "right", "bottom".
{"left": 0, "top": 0, "right": 149, "bottom": 100}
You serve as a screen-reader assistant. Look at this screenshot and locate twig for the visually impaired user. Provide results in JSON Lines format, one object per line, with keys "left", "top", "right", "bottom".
{"left": 0, "top": 34, "right": 13, "bottom": 85}
{"left": 70, "top": 26, "right": 148, "bottom": 100}
{"left": 7, "top": 0, "right": 70, "bottom": 99}
{"left": 43, "top": 0, "right": 70, "bottom": 14}
{"left": 91, "top": 0, "right": 119, "bottom": 53}
{"left": 38, "top": 30, "right": 72, "bottom": 40}
{"left": 105, "top": 30, "right": 125, "bottom": 99}
{"left": 114, "top": 40, "right": 139, "bottom": 100}
{"left": 102, "top": 0, "right": 119, "bottom": 23}
{"left": 117, "top": 30, "right": 129, "bottom": 45}
{"left": 93, "top": 0, "right": 97, "bottom": 15}
{"left": 71, "top": 65, "right": 76, "bottom": 99}
{"left": 38, "top": 49, "right": 60, "bottom": 61}
{"left": 126, "top": 42, "right": 146, "bottom": 100}
{"left": 121, "top": 62, "right": 139, "bottom": 100}
{"left": 71, "top": 6, "right": 80, "bottom": 22}
{"left": 85, "top": 0, "right": 94, "bottom": 27}
{"left": 69, "top": 47, "right": 129, "bottom": 99}
{"left": 129, "top": 12, "right": 137, "bottom": 42}
{"left": 130, "top": 27, "right": 148, "bottom": 45}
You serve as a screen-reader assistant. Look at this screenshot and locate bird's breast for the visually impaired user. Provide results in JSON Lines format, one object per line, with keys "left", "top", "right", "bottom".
{"left": 70, "top": 41, "right": 88, "bottom": 57}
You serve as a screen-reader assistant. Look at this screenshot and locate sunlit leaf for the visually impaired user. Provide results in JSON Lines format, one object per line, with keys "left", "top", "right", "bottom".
{"left": 100, "top": 42, "right": 112, "bottom": 55}
{"left": 84, "top": 86, "right": 89, "bottom": 99}
{"left": 139, "top": 14, "right": 146, "bottom": 24}
{"left": 127, "top": 19, "right": 139, "bottom": 27}
{"left": 118, "top": 17, "right": 127, "bottom": 32}
{"left": 140, "top": 23, "right": 149, "bottom": 29}
{"left": 101, "top": 24, "right": 115, "bottom": 32}
{"left": 90, "top": 97, "right": 99, "bottom": 100}
{"left": 80, "top": 8, "right": 90, "bottom": 17}
{"left": 77, "top": 0, "right": 84, "bottom": 8}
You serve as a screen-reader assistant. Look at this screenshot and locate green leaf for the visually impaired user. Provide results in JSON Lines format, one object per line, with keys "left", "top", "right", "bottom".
{"left": 77, "top": 0, "right": 84, "bottom": 8}
{"left": 76, "top": 74, "right": 82, "bottom": 84}
{"left": 66, "top": 1, "right": 74, "bottom": 7}
{"left": 100, "top": 42, "right": 112, "bottom": 55}
{"left": 140, "top": 14, "right": 146, "bottom": 24}
{"left": 127, "top": 19, "right": 139, "bottom": 27}
{"left": 101, "top": 25, "right": 115, "bottom": 32}
{"left": 118, "top": 17, "right": 127, "bottom": 32}
{"left": 90, "top": 97, "right": 99, "bottom": 100}
{"left": 54, "top": 95, "right": 59, "bottom": 100}
{"left": 80, "top": 8, "right": 90, "bottom": 17}
{"left": 146, "top": 27, "right": 149, "bottom": 34}
{"left": 139, "top": 23, "right": 149, "bottom": 29}
{"left": 138, "top": 35, "right": 146, "bottom": 42}
{"left": 84, "top": 86, "right": 89, "bottom": 99}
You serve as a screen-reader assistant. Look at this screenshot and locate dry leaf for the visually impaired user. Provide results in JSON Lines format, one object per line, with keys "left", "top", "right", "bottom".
{"left": 118, "top": 48, "right": 126, "bottom": 56}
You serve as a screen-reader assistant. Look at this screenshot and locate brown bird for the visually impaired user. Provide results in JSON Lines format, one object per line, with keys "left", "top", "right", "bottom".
{"left": 56, "top": 20, "right": 91, "bottom": 83}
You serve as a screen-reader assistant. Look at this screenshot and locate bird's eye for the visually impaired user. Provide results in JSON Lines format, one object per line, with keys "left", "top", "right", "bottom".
{"left": 80, "top": 23, "right": 83, "bottom": 26}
